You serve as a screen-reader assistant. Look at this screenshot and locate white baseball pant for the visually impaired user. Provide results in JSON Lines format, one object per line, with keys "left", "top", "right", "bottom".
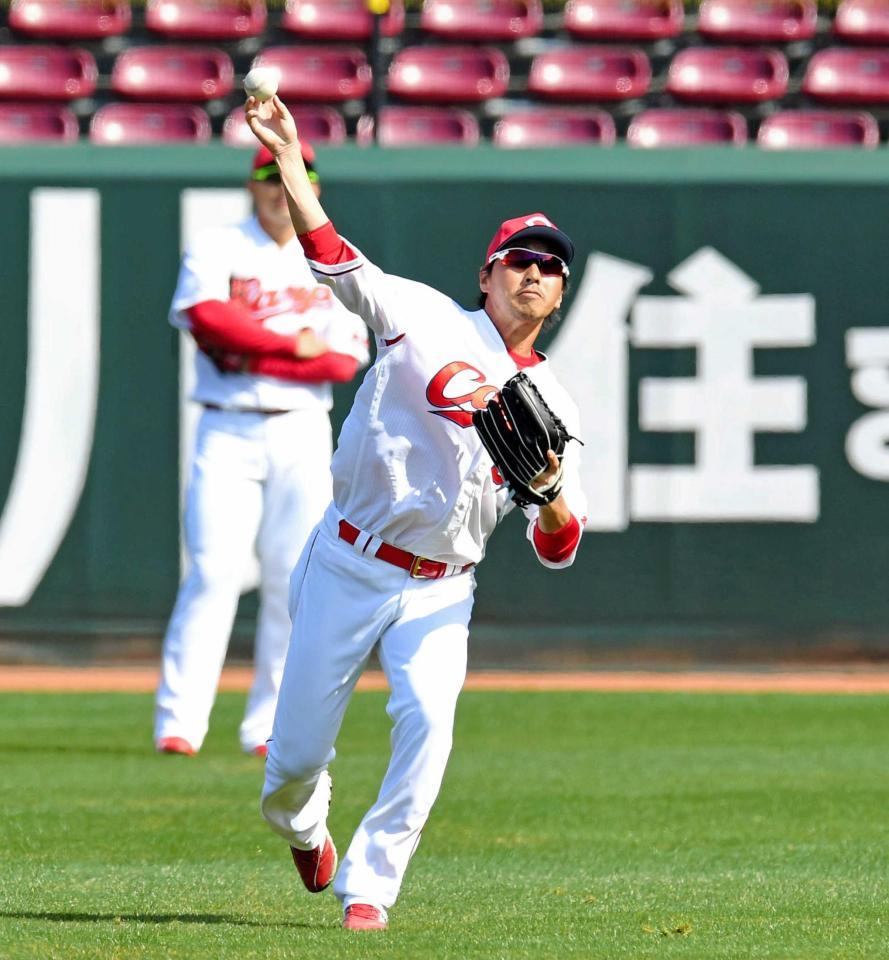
{"left": 261, "top": 510, "right": 475, "bottom": 911}
{"left": 155, "top": 406, "right": 333, "bottom": 752}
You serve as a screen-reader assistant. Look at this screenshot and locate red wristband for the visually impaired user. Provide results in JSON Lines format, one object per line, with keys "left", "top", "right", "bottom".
{"left": 533, "top": 514, "right": 581, "bottom": 564}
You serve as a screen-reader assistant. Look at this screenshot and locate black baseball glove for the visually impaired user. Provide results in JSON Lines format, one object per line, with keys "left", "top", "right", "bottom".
{"left": 472, "top": 371, "right": 579, "bottom": 508}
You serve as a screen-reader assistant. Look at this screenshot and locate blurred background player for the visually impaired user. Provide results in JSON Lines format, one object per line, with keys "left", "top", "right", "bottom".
{"left": 154, "top": 144, "right": 369, "bottom": 758}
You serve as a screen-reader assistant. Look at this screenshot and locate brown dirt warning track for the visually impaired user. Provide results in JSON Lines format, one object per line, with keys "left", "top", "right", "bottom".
{"left": 2, "top": 665, "right": 889, "bottom": 694}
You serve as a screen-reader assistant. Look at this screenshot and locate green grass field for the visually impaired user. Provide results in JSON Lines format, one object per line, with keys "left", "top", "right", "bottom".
{"left": 1, "top": 689, "right": 888, "bottom": 959}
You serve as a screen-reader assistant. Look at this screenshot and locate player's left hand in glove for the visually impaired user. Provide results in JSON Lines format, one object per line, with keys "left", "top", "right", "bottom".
{"left": 472, "top": 371, "right": 580, "bottom": 508}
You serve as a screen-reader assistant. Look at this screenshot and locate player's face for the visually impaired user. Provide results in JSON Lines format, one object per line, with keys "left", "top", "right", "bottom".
{"left": 248, "top": 178, "right": 292, "bottom": 229}
{"left": 248, "top": 178, "right": 321, "bottom": 233}
{"left": 479, "top": 239, "right": 565, "bottom": 326}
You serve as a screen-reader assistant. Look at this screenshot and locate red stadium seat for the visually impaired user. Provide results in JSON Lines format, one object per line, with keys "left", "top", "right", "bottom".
{"left": 111, "top": 46, "right": 233, "bottom": 101}
{"left": 666, "top": 47, "right": 789, "bottom": 102}
{"left": 803, "top": 48, "right": 889, "bottom": 103}
{"left": 698, "top": 0, "right": 817, "bottom": 42}
{"left": 627, "top": 108, "right": 748, "bottom": 146}
{"left": 420, "top": 0, "right": 543, "bottom": 41}
{"left": 563, "top": 0, "right": 683, "bottom": 40}
{"left": 493, "top": 108, "right": 616, "bottom": 146}
{"left": 757, "top": 109, "right": 879, "bottom": 148}
{"left": 356, "top": 106, "right": 480, "bottom": 146}
{"left": 90, "top": 103, "right": 211, "bottom": 143}
{"left": 145, "top": 0, "right": 267, "bottom": 39}
{"left": 834, "top": 0, "right": 889, "bottom": 43}
{"left": 282, "top": 0, "right": 404, "bottom": 39}
{"left": 252, "top": 47, "right": 372, "bottom": 102}
{"left": 387, "top": 46, "right": 509, "bottom": 103}
{"left": 8, "top": 0, "right": 131, "bottom": 38}
{"left": 0, "top": 45, "right": 97, "bottom": 101}
{"left": 528, "top": 47, "right": 650, "bottom": 101}
{"left": 223, "top": 104, "right": 346, "bottom": 146}
{"left": 0, "top": 103, "right": 79, "bottom": 142}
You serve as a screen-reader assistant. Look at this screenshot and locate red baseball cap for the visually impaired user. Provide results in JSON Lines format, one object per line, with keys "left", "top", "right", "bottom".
{"left": 485, "top": 212, "right": 574, "bottom": 266}
{"left": 251, "top": 142, "right": 317, "bottom": 180}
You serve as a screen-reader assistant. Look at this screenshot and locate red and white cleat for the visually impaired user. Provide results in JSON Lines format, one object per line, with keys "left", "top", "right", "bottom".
{"left": 156, "top": 736, "right": 197, "bottom": 756}
{"left": 290, "top": 834, "right": 338, "bottom": 893}
{"left": 342, "top": 903, "right": 388, "bottom": 931}
{"left": 251, "top": 744, "right": 268, "bottom": 759}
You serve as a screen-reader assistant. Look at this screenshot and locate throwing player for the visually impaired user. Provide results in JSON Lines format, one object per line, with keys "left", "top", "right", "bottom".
{"left": 154, "top": 144, "right": 369, "bottom": 758}
{"left": 246, "top": 97, "right": 587, "bottom": 930}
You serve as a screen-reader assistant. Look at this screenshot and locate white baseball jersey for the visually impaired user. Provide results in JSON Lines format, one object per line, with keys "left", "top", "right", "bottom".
{"left": 305, "top": 236, "right": 587, "bottom": 568}
{"left": 170, "top": 216, "right": 369, "bottom": 411}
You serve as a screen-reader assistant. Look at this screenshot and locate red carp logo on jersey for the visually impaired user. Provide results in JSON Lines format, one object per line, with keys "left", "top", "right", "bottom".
{"left": 230, "top": 277, "right": 332, "bottom": 321}
{"left": 426, "top": 361, "right": 498, "bottom": 428}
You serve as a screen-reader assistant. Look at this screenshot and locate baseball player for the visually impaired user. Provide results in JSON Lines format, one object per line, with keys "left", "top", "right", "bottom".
{"left": 154, "top": 144, "right": 369, "bottom": 758}
{"left": 246, "top": 96, "right": 587, "bottom": 931}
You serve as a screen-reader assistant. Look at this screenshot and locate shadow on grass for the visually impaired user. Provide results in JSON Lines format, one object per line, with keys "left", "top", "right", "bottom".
{"left": 0, "top": 911, "right": 323, "bottom": 929}
{"left": 0, "top": 744, "right": 161, "bottom": 758}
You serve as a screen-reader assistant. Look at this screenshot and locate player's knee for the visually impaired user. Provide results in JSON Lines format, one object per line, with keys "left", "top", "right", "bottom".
{"left": 266, "top": 739, "right": 330, "bottom": 785}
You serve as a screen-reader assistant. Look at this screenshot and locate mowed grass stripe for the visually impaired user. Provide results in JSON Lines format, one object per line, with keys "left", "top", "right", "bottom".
{"left": 1, "top": 691, "right": 887, "bottom": 959}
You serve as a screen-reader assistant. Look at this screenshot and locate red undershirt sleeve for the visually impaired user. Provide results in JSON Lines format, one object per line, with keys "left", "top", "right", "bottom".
{"left": 298, "top": 221, "right": 359, "bottom": 265}
{"left": 533, "top": 514, "right": 582, "bottom": 564}
{"left": 247, "top": 352, "right": 359, "bottom": 384}
{"left": 186, "top": 301, "right": 297, "bottom": 358}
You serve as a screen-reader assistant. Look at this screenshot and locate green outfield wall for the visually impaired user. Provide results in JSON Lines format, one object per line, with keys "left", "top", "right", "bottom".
{"left": 1, "top": 145, "right": 888, "bottom": 661}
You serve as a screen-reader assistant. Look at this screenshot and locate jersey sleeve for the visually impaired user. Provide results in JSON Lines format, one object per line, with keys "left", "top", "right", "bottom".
{"left": 298, "top": 220, "right": 450, "bottom": 342}
{"left": 169, "top": 227, "right": 232, "bottom": 330}
{"left": 246, "top": 352, "right": 359, "bottom": 383}
{"left": 186, "top": 301, "right": 299, "bottom": 357}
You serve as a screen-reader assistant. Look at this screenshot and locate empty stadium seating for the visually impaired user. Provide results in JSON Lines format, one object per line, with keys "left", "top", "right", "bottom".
{"left": 667, "top": 47, "right": 789, "bottom": 102}
{"left": 356, "top": 106, "right": 480, "bottom": 146}
{"left": 90, "top": 103, "right": 212, "bottom": 143}
{"left": 0, "top": 103, "right": 80, "bottom": 142}
{"left": 757, "top": 109, "right": 880, "bottom": 147}
{"left": 0, "top": 45, "right": 97, "bottom": 100}
{"left": 528, "top": 46, "right": 651, "bottom": 101}
{"left": 627, "top": 108, "right": 748, "bottom": 146}
{"left": 252, "top": 46, "right": 372, "bottom": 101}
{"left": 563, "top": 0, "right": 683, "bottom": 40}
{"left": 8, "top": 0, "right": 131, "bottom": 39}
{"left": 223, "top": 104, "right": 347, "bottom": 146}
{"left": 833, "top": 0, "right": 889, "bottom": 43}
{"left": 145, "top": 0, "right": 267, "bottom": 40}
{"left": 2, "top": 0, "right": 888, "bottom": 147}
{"left": 493, "top": 107, "right": 616, "bottom": 146}
{"left": 421, "top": 0, "right": 544, "bottom": 41}
{"left": 388, "top": 46, "right": 509, "bottom": 102}
{"left": 803, "top": 48, "right": 889, "bottom": 102}
{"left": 111, "top": 46, "right": 233, "bottom": 101}
{"left": 281, "top": 0, "right": 405, "bottom": 39}
{"left": 697, "top": 0, "right": 818, "bottom": 42}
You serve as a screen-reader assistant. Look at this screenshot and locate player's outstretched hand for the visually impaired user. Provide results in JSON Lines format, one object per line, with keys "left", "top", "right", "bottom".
{"left": 245, "top": 95, "right": 299, "bottom": 157}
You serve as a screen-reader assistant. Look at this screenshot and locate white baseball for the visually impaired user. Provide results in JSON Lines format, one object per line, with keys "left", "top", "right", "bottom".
{"left": 244, "top": 67, "right": 279, "bottom": 102}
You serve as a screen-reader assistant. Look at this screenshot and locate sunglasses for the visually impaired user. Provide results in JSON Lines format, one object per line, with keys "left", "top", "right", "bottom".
{"left": 251, "top": 163, "right": 319, "bottom": 185}
{"left": 488, "top": 247, "right": 568, "bottom": 278}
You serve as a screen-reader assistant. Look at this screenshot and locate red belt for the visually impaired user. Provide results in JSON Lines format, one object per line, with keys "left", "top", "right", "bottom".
{"left": 337, "top": 520, "right": 474, "bottom": 580}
